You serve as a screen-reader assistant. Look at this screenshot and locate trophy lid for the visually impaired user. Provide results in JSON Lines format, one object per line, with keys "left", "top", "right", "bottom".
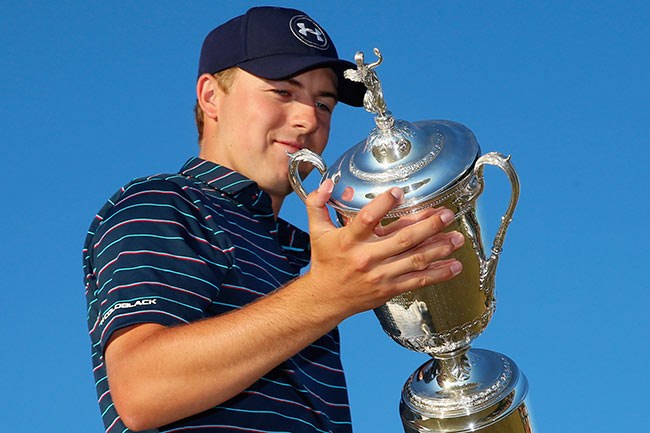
{"left": 327, "top": 119, "right": 480, "bottom": 216}
{"left": 325, "top": 49, "right": 480, "bottom": 217}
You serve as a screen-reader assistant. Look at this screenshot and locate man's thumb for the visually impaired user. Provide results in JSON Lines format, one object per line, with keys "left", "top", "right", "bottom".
{"left": 305, "top": 179, "right": 335, "bottom": 234}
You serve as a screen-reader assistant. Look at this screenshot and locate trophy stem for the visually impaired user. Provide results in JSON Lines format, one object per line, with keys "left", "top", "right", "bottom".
{"left": 429, "top": 347, "right": 472, "bottom": 385}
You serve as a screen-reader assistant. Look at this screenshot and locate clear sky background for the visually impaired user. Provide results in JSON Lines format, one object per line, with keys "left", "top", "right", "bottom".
{"left": 1, "top": 1, "right": 648, "bottom": 432}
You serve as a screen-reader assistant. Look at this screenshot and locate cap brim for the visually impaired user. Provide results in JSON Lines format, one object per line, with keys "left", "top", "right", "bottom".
{"left": 239, "top": 55, "right": 365, "bottom": 107}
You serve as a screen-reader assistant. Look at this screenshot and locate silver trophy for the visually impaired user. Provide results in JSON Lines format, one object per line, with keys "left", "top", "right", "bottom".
{"left": 288, "top": 49, "right": 533, "bottom": 433}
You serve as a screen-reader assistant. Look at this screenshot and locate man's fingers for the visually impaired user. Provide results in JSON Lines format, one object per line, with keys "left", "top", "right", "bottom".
{"left": 374, "top": 207, "right": 443, "bottom": 237}
{"left": 386, "top": 231, "right": 465, "bottom": 274}
{"left": 394, "top": 259, "right": 464, "bottom": 293}
{"left": 374, "top": 207, "right": 458, "bottom": 257}
{"left": 346, "top": 187, "right": 404, "bottom": 239}
{"left": 364, "top": 231, "right": 464, "bottom": 297}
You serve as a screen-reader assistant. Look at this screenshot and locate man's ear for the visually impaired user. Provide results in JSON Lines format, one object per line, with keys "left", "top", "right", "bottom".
{"left": 196, "top": 74, "right": 220, "bottom": 120}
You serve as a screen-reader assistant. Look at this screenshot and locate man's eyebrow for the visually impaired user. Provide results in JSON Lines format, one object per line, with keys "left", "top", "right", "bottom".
{"left": 284, "top": 77, "right": 338, "bottom": 100}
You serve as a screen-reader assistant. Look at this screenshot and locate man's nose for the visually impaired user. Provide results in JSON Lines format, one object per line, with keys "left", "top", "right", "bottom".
{"left": 291, "top": 101, "right": 319, "bottom": 133}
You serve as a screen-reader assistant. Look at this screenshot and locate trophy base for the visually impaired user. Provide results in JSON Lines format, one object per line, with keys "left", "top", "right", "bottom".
{"left": 400, "top": 349, "right": 532, "bottom": 433}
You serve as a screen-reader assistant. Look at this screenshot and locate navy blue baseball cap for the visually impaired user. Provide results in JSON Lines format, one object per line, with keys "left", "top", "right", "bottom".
{"left": 198, "top": 6, "right": 365, "bottom": 107}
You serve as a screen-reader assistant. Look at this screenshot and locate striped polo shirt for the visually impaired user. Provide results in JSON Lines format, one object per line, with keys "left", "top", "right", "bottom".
{"left": 83, "top": 157, "right": 352, "bottom": 433}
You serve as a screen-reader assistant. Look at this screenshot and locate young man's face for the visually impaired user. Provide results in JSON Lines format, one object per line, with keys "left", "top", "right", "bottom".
{"left": 202, "top": 67, "right": 338, "bottom": 206}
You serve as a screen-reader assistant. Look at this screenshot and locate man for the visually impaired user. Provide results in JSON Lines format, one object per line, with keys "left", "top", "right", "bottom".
{"left": 83, "top": 6, "right": 465, "bottom": 433}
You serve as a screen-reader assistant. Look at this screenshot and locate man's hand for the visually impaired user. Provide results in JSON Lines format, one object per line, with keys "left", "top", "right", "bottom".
{"left": 102, "top": 179, "right": 465, "bottom": 430}
{"left": 302, "top": 179, "right": 465, "bottom": 319}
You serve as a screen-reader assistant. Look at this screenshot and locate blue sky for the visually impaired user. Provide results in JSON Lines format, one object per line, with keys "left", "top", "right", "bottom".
{"left": 1, "top": 1, "right": 648, "bottom": 432}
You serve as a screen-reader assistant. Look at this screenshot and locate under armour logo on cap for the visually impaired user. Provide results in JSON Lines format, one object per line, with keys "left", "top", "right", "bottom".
{"left": 289, "top": 15, "right": 329, "bottom": 50}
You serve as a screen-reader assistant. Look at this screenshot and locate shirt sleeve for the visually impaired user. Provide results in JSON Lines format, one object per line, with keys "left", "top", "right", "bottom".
{"left": 87, "top": 177, "right": 233, "bottom": 350}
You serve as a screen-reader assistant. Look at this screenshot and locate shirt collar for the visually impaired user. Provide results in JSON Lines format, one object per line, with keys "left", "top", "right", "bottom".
{"left": 180, "top": 157, "right": 272, "bottom": 214}
{"left": 179, "top": 157, "right": 311, "bottom": 266}
{"left": 180, "top": 157, "right": 255, "bottom": 195}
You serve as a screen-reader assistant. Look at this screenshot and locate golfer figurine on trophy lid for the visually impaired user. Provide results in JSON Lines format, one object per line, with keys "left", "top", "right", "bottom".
{"left": 288, "top": 48, "right": 534, "bottom": 433}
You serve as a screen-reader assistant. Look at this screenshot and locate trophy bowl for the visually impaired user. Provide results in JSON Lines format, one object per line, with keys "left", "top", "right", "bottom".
{"left": 288, "top": 49, "right": 533, "bottom": 433}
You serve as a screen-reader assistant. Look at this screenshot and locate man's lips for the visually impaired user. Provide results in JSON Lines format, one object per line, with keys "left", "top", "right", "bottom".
{"left": 277, "top": 140, "right": 305, "bottom": 154}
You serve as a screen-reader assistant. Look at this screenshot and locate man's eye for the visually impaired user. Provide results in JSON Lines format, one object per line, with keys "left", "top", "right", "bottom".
{"left": 272, "top": 89, "right": 291, "bottom": 97}
{"left": 316, "top": 101, "right": 332, "bottom": 113}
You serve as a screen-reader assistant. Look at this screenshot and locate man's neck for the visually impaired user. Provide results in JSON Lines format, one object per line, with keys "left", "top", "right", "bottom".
{"left": 270, "top": 195, "right": 284, "bottom": 219}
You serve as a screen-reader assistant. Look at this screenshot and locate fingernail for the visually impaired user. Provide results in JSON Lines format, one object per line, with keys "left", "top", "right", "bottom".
{"left": 451, "top": 232, "right": 464, "bottom": 247}
{"left": 318, "top": 179, "right": 334, "bottom": 193}
{"left": 450, "top": 261, "right": 463, "bottom": 275}
{"left": 390, "top": 188, "right": 403, "bottom": 200}
{"left": 440, "top": 209, "right": 455, "bottom": 224}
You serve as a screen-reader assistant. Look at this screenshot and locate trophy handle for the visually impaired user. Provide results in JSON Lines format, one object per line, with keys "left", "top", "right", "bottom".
{"left": 287, "top": 149, "right": 329, "bottom": 203}
{"left": 473, "top": 152, "right": 520, "bottom": 269}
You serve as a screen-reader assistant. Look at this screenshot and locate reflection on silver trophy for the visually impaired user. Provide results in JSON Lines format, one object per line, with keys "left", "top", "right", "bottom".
{"left": 288, "top": 49, "right": 533, "bottom": 433}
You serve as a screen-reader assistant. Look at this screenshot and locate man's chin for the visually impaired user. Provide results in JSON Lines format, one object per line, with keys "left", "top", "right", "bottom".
{"left": 264, "top": 180, "right": 294, "bottom": 199}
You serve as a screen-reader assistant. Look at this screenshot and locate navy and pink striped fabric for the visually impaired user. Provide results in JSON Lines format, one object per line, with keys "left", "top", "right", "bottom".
{"left": 83, "top": 157, "right": 352, "bottom": 433}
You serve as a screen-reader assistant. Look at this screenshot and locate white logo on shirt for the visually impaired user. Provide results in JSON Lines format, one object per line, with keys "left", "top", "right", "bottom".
{"left": 100, "top": 299, "right": 157, "bottom": 325}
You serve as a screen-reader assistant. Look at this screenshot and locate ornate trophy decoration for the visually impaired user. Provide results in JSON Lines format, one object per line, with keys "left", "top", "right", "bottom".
{"left": 288, "top": 49, "right": 533, "bottom": 433}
